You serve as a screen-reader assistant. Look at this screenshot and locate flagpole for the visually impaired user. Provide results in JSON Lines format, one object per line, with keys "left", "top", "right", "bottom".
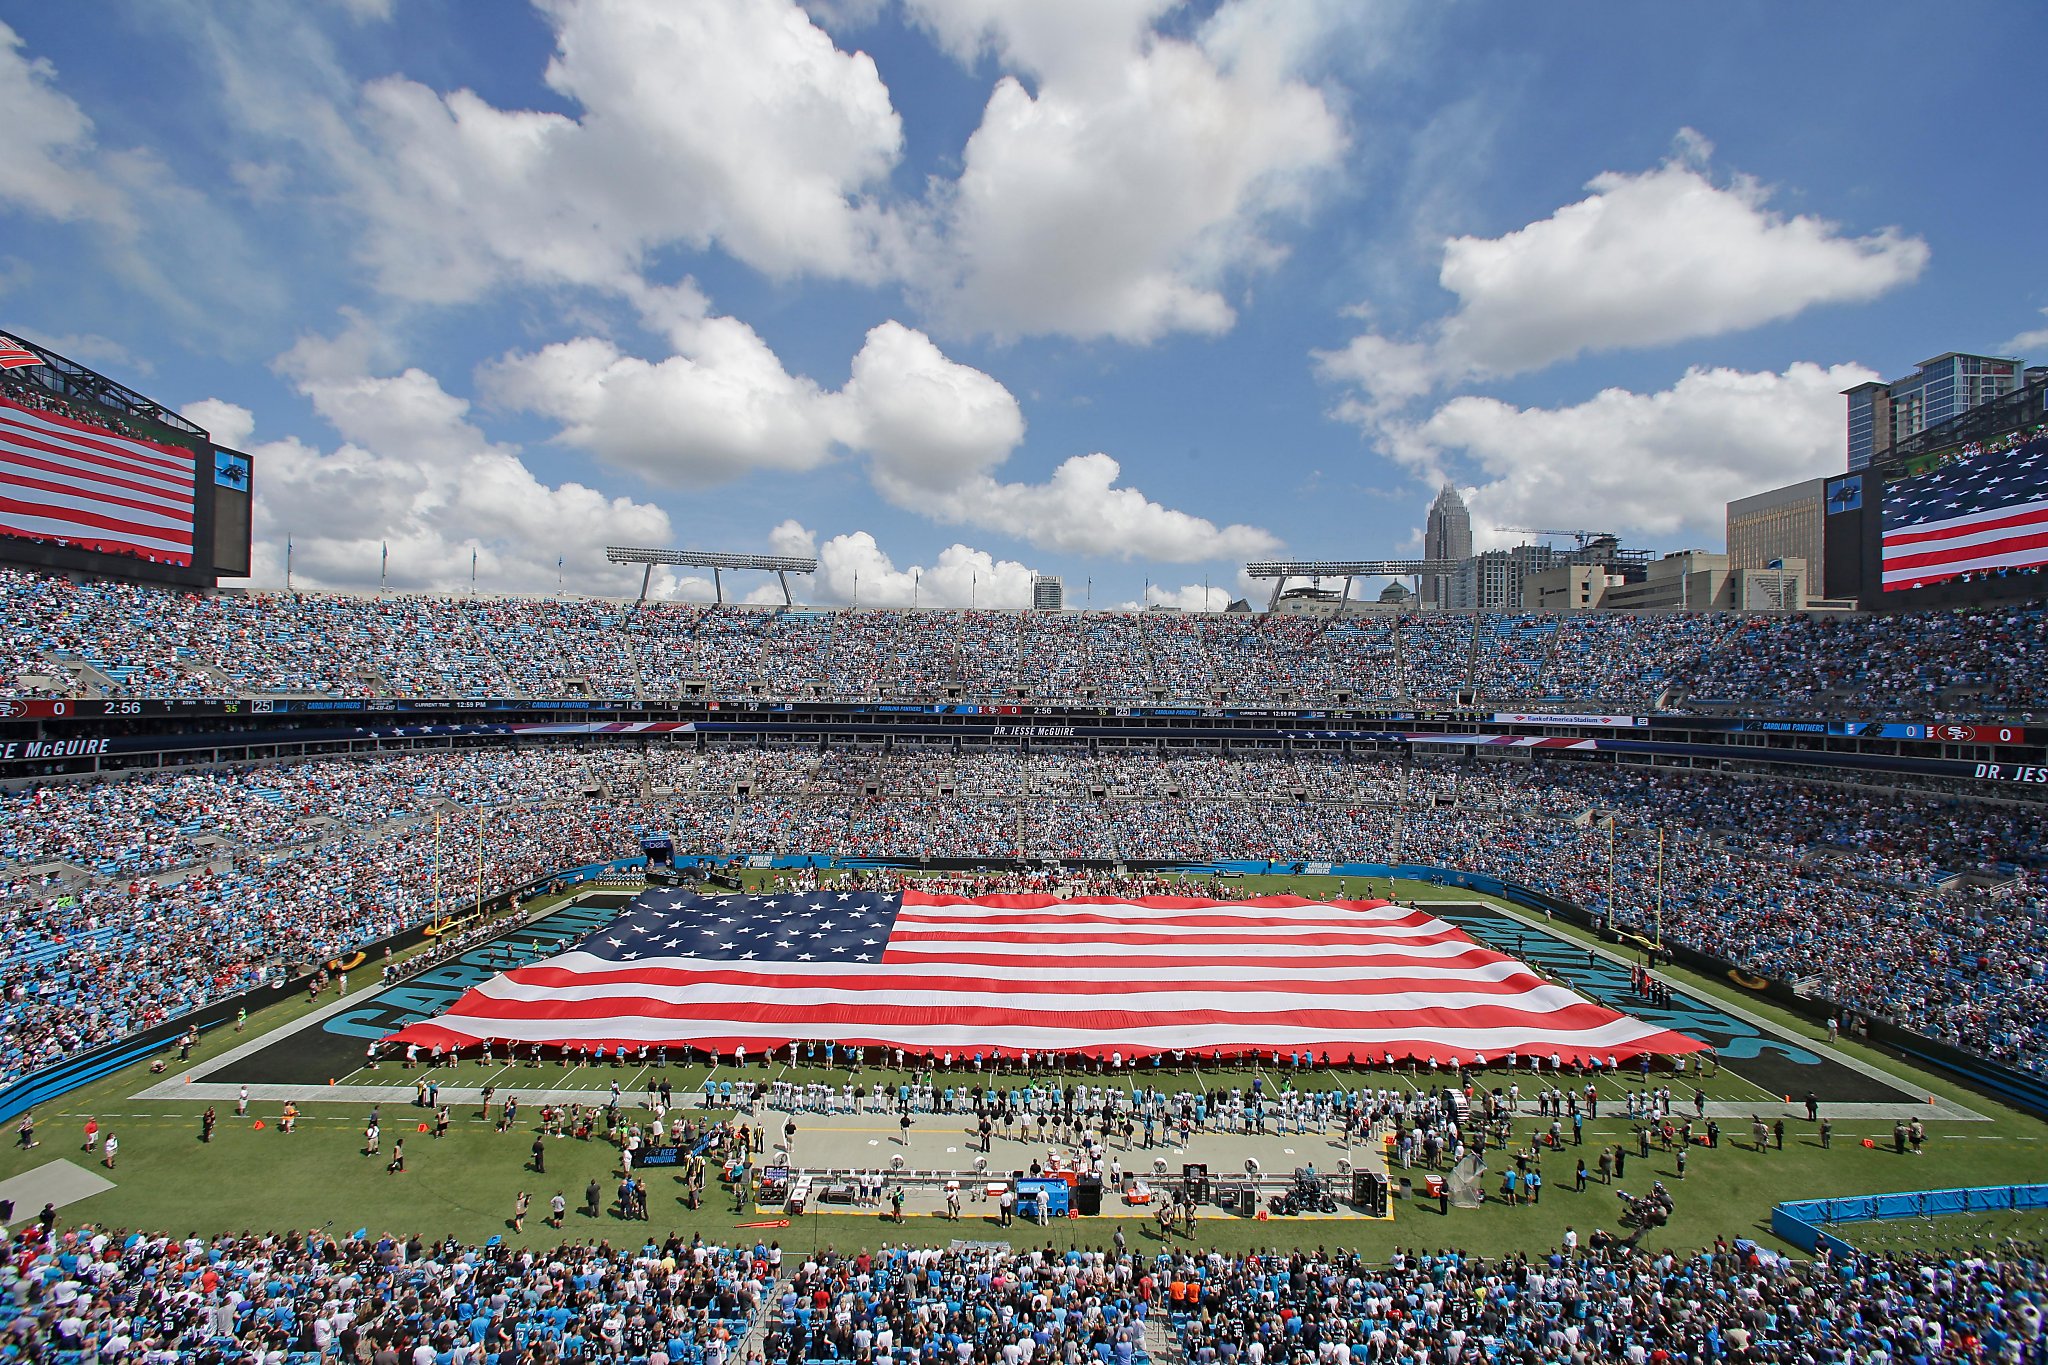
{"left": 431, "top": 808, "right": 443, "bottom": 927}
{"left": 471, "top": 547, "right": 478, "bottom": 597}
{"left": 285, "top": 534, "right": 293, "bottom": 594}
{"left": 474, "top": 801, "right": 484, "bottom": 921}
{"left": 380, "top": 542, "right": 388, "bottom": 596}
{"left": 1655, "top": 825, "right": 1665, "bottom": 949}
{"left": 1606, "top": 813, "right": 1616, "bottom": 934}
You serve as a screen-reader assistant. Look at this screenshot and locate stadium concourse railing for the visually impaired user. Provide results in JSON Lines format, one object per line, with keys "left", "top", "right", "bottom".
{"left": 4, "top": 853, "right": 2045, "bottom": 1125}
{"left": 1772, "top": 1184, "right": 2048, "bottom": 1258}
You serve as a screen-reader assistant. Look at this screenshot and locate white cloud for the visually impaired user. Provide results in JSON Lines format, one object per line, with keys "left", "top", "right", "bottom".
{"left": 1321, "top": 133, "right": 1928, "bottom": 410}
{"left": 925, "top": 452, "right": 1280, "bottom": 562}
{"left": 326, "top": 0, "right": 396, "bottom": 20}
{"left": 486, "top": 311, "right": 1025, "bottom": 493}
{"left": 767, "top": 518, "right": 819, "bottom": 561}
{"left": 480, "top": 322, "right": 843, "bottom": 488}
{"left": 492, "top": 308, "right": 1267, "bottom": 562}
{"left": 0, "top": 22, "right": 132, "bottom": 228}
{"left": 842, "top": 321, "right": 1026, "bottom": 497}
{"left": 190, "top": 329, "right": 681, "bottom": 595}
{"left": 1382, "top": 361, "right": 1877, "bottom": 547}
{"left": 1121, "top": 582, "right": 1234, "bottom": 612}
{"left": 1997, "top": 307, "right": 2048, "bottom": 358}
{"left": 905, "top": 0, "right": 1346, "bottom": 342}
{"left": 809, "top": 528, "right": 1035, "bottom": 608}
{"left": 183, "top": 397, "right": 255, "bottom": 450}
{"left": 0, "top": 23, "right": 291, "bottom": 339}
{"left": 346, "top": 0, "right": 903, "bottom": 302}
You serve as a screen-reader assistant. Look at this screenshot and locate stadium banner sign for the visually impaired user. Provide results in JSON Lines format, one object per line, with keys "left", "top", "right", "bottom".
{"left": 1490, "top": 712, "right": 1644, "bottom": 727}
{"left": 1404, "top": 733, "right": 1599, "bottom": 749}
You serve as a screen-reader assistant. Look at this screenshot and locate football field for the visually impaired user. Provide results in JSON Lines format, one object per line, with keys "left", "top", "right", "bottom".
{"left": 2, "top": 877, "right": 2037, "bottom": 1260}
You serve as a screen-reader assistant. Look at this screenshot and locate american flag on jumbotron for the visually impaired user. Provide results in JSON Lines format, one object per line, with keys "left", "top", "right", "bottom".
{"left": 1881, "top": 434, "right": 2048, "bottom": 591}
{"left": 0, "top": 390, "right": 196, "bottom": 566}
{"left": 390, "top": 890, "right": 1704, "bottom": 1064}
{"left": 0, "top": 338, "right": 45, "bottom": 370}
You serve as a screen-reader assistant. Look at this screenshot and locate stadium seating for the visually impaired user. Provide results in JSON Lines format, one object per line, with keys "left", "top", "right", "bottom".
{"left": 2, "top": 747, "right": 2043, "bottom": 1088}
{"left": 0, "top": 1225, "right": 769, "bottom": 1361}
{"left": 2, "top": 567, "right": 2044, "bottom": 717}
{"left": 2, "top": 1224, "right": 2040, "bottom": 1363}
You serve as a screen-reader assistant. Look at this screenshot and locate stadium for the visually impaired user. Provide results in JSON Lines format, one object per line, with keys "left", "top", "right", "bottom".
{"left": 3, "top": 7, "right": 2048, "bottom": 1359}
{"left": 0, "top": 330, "right": 2046, "bottom": 1358}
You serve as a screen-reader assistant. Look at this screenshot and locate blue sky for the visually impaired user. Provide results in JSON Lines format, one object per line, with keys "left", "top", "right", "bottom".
{"left": 2, "top": 0, "right": 2043, "bottom": 607}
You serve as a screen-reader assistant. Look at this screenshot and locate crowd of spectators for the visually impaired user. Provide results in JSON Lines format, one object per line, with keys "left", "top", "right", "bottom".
{"left": 2, "top": 744, "right": 2044, "bottom": 1087}
{"left": 1164, "top": 1240, "right": 2048, "bottom": 1365}
{"left": 0, "top": 1221, "right": 770, "bottom": 1363}
{"left": 6, "top": 1216, "right": 2047, "bottom": 1365}
{"left": 4, "top": 1208, "right": 2044, "bottom": 1365}
{"left": 2, "top": 568, "right": 2044, "bottom": 716}
{"left": 0, "top": 750, "right": 651, "bottom": 1086}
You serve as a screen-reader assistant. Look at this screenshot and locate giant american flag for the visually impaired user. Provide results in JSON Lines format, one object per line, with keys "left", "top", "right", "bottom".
{"left": 1881, "top": 433, "right": 2048, "bottom": 591}
{"left": 0, "top": 390, "right": 196, "bottom": 566}
{"left": 391, "top": 889, "right": 1704, "bottom": 1064}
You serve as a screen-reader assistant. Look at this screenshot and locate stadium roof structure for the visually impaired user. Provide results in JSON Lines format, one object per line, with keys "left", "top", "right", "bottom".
{"left": 0, "top": 330, "right": 205, "bottom": 437}
{"left": 1244, "top": 560, "right": 1462, "bottom": 612}
{"left": 605, "top": 545, "right": 819, "bottom": 605}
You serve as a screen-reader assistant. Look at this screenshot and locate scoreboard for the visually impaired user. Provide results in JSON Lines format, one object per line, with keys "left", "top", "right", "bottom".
{"left": 0, "top": 331, "right": 251, "bottom": 588}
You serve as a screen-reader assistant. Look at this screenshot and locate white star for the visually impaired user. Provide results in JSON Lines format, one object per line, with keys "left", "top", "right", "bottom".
{"left": 777, "top": 940, "right": 792, "bottom": 949}
{"left": 798, "top": 953, "right": 815, "bottom": 961}
{"left": 720, "top": 942, "right": 736, "bottom": 951}
{"left": 855, "top": 953, "right": 871, "bottom": 961}
{"left": 605, "top": 937, "right": 624, "bottom": 947}
{"left": 863, "top": 939, "right": 878, "bottom": 946}
{"left": 741, "top": 951, "right": 757, "bottom": 959}
{"left": 830, "top": 945, "right": 847, "bottom": 953}
{"left": 836, "top": 892, "right": 852, "bottom": 900}
{"left": 622, "top": 952, "right": 640, "bottom": 960}
{"left": 663, "top": 938, "right": 683, "bottom": 949}
{"left": 809, "top": 932, "right": 826, "bottom": 940}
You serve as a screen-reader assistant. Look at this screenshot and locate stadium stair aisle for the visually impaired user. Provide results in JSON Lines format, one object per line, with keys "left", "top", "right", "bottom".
{"left": 1143, "top": 1312, "right": 1183, "bottom": 1365}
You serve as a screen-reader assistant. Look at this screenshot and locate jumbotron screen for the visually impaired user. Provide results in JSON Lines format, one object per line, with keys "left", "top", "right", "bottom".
{"left": 1880, "top": 432, "right": 2048, "bottom": 592}
{"left": 0, "top": 387, "right": 198, "bottom": 568}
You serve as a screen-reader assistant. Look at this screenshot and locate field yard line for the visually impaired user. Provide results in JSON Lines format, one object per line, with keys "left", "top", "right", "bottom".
{"left": 474, "top": 1062, "right": 515, "bottom": 1101}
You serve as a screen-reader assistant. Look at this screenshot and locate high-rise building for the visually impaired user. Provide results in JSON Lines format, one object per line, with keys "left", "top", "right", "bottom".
{"left": 1843, "top": 352, "right": 2024, "bottom": 470}
{"left": 1030, "top": 574, "right": 1064, "bottom": 611}
{"left": 1448, "top": 543, "right": 1568, "bottom": 611}
{"left": 1421, "top": 483, "right": 1471, "bottom": 607}
{"left": 1726, "top": 478, "right": 1827, "bottom": 599}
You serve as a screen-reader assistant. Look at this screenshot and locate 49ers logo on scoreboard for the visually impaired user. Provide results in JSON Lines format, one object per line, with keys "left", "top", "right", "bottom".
{"left": 1927, "top": 723, "right": 2028, "bottom": 745}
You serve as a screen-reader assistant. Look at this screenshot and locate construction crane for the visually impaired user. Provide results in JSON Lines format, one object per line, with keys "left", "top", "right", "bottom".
{"left": 1492, "top": 527, "right": 1620, "bottom": 547}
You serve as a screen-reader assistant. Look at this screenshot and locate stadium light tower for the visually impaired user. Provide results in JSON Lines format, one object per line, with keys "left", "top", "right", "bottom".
{"left": 604, "top": 546, "right": 819, "bottom": 605}
{"left": 1244, "top": 559, "right": 1463, "bottom": 612}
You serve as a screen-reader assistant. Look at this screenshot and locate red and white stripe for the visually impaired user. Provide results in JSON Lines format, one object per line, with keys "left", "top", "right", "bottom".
{"left": 1882, "top": 498, "right": 2048, "bottom": 590}
{"left": 394, "top": 893, "right": 1703, "bottom": 1064}
{"left": 0, "top": 393, "right": 195, "bottom": 565}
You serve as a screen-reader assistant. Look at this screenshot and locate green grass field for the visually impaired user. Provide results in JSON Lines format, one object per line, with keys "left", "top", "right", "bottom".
{"left": 4, "top": 874, "right": 2040, "bottom": 1263}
